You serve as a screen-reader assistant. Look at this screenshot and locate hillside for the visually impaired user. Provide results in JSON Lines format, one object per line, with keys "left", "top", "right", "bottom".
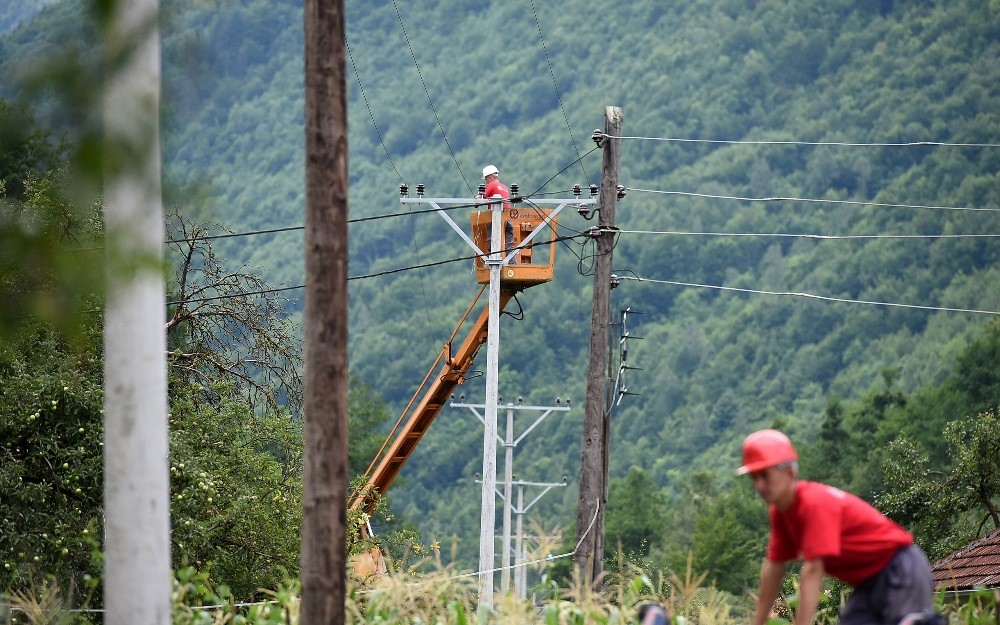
{"left": 0, "top": 1, "right": 57, "bottom": 35}
{"left": 3, "top": 0, "right": 999, "bottom": 576}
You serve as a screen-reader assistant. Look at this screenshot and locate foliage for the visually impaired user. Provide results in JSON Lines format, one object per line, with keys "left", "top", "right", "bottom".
{"left": 165, "top": 209, "right": 303, "bottom": 416}
{"left": 0, "top": 162, "right": 103, "bottom": 343}
{"left": 604, "top": 468, "right": 668, "bottom": 566}
{"left": 0, "top": 317, "right": 104, "bottom": 599}
{"left": 6, "top": 0, "right": 1000, "bottom": 602}
{"left": 878, "top": 409, "right": 1000, "bottom": 561}
{"left": 941, "top": 587, "right": 1000, "bottom": 625}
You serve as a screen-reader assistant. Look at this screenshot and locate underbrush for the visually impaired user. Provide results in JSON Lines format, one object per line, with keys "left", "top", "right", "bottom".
{"left": 3, "top": 563, "right": 996, "bottom": 625}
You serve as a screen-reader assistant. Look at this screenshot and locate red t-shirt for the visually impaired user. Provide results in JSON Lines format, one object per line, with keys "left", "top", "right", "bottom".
{"left": 767, "top": 481, "right": 913, "bottom": 586}
{"left": 484, "top": 180, "right": 509, "bottom": 200}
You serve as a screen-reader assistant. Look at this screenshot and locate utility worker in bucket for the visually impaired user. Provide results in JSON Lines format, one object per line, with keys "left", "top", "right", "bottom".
{"left": 476, "top": 164, "right": 509, "bottom": 202}
{"left": 475, "top": 164, "right": 516, "bottom": 262}
{"left": 739, "top": 429, "right": 935, "bottom": 625}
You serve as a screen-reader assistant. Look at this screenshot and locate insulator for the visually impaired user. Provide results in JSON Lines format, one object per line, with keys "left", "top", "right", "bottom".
{"left": 577, "top": 204, "right": 590, "bottom": 218}
{"left": 572, "top": 184, "right": 581, "bottom": 197}
{"left": 478, "top": 183, "right": 486, "bottom": 196}
{"left": 399, "top": 183, "right": 408, "bottom": 197}
{"left": 610, "top": 273, "right": 621, "bottom": 289}
{"left": 617, "top": 184, "right": 626, "bottom": 200}
{"left": 510, "top": 183, "right": 519, "bottom": 195}
{"left": 416, "top": 183, "right": 425, "bottom": 197}
{"left": 589, "top": 184, "right": 599, "bottom": 197}
{"left": 591, "top": 128, "right": 604, "bottom": 147}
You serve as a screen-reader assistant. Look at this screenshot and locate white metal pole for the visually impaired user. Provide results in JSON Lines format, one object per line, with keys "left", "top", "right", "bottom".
{"left": 478, "top": 199, "right": 503, "bottom": 606}
{"left": 501, "top": 402, "right": 514, "bottom": 593}
{"left": 515, "top": 485, "right": 526, "bottom": 598}
{"left": 102, "top": 0, "right": 171, "bottom": 622}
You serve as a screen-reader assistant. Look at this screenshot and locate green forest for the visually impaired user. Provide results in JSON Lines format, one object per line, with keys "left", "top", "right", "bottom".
{"left": 2, "top": 0, "right": 1000, "bottom": 613}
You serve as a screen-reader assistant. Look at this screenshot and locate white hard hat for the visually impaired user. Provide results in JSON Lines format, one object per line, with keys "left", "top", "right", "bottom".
{"left": 482, "top": 164, "right": 499, "bottom": 178}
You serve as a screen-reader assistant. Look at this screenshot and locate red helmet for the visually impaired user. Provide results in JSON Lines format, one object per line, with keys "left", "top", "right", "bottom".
{"left": 736, "top": 429, "right": 797, "bottom": 475}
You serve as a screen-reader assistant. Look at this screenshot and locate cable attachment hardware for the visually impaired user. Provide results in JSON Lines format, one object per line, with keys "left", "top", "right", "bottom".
{"left": 616, "top": 185, "right": 626, "bottom": 200}
{"left": 509, "top": 184, "right": 522, "bottom": 203}
{"left": 572, "top": 184, "right": 581, "bottom": 198}
{"left": 589, "top": 184, "right": 599, "bottom": 198}
{"left": 399, "top": 183, "right": 409, "bottom": 197}
{"left": 592, "top": 129, "right": 606, "bottom": 147}
{"left": 416, "top": 183, "right": 425, "bottom": 197}
{"left": 577, "top": 202, "right": 600, "bottom": 220}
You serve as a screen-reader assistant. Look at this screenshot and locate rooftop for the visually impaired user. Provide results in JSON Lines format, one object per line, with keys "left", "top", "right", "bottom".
{"left": 932, "top": 527, "right": 1000, "bottom": 591}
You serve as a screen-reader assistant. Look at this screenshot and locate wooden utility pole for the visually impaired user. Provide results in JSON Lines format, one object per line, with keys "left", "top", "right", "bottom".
{"left": 102, "top": 0, "right": 171, "bottom": 623}
{"left": 574, "top": 105, "right": 622, "bottom": 589}
{"left": 302, "top": 0, "right": 348, "bottom": 622}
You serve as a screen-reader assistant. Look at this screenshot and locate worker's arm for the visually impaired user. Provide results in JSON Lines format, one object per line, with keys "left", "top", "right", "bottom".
{"left": 791, "top": 558, "right": 825, "bottom": 625}
{"left": 751, "top": 559, "right": 786, "bottom": 625}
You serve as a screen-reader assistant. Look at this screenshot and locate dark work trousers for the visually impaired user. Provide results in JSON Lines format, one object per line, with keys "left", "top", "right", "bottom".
{"left": 839, "top": 544, "right": 934, "bottom": 625}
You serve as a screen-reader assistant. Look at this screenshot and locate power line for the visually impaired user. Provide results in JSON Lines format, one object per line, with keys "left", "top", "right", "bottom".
{"left": 345, "top": 37, "right": 405, "bottom": 185}
{"left": 166, "top": 284, "right": 304, "bottom": 307}
{"left": 165, "top": 224, "right": 304, "bottom": 245}
{"left": 528, "top": 0, "right": 589, "bottom": 185}
{"left": 528, "top": 146, "right": 600, "bottom": 197}
{"left": 611, "top": 135, "right": 1000, "bottom": 148}
{"left": 619, "top": 229, "right": 1000, "bottom": 240}
{"left": 618, "top": 273, "right": 1000, "bottom": 316}
{"left": 390, "top": 0, "right": 472, "bottom": 195}
{"left": 627, "top": 187, "right": 1000, "bottom": 213}
{"left": 165, "top": 232, "right": 589, "bottom": 306}
{"left": 163, "top": 201, "right": 486, "bottom": 246}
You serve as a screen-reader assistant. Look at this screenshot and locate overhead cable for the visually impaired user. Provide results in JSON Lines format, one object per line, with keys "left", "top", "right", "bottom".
{"left": 346, "top": 37, "right": 405, "bottom": 184}
{"left": 619, "top": 229, "right": 1000, "bottom": 240}
{"left": 164, "top": 201, "right": 484, "bottom": 246}
{"left": 528, "top": 146, "right": 600, "bottom": 197}
{"left": 610, "top": 135, "right": 1000, "bottom": 148}
{"left": 627, "top": 187, "right": 1000, "bottom": 213}
{"left": 165, "top": 232, "right": 589, "bottom": 306}
{"left": 528, "top": 0, "right": 590, "bottom": 185}
{"left": 390, "top": 0, "right": 473, "bottom": 194}
{"left": 619, "top": 274, "right": 1000, "bottom": 316}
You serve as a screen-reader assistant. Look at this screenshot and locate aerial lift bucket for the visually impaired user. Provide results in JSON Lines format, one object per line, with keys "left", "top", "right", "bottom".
{"left": 470, "top": 207, "right": 557, "bottom": 286}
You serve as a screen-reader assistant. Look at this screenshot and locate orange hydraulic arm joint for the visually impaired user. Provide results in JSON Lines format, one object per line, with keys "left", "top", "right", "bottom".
{"left": 350, "top": 286, "right": 517, "bottom": 517}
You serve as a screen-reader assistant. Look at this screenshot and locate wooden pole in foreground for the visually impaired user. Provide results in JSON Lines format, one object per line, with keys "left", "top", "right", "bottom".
{"left": 302, "top": 0, "right": 349, "bottom": 621}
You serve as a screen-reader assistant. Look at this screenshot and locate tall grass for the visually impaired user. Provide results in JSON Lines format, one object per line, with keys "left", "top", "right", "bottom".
{"left": 6, "top": 564, "right": 998, "bottom": 624}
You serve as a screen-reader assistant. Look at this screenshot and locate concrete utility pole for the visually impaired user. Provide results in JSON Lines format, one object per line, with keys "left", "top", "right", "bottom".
{"left": 511, "top": 477, "right": 568, "bottom": 598}
{"left": 478, "top": 197, "right": 504, "bottom": 605}
{"left": 301, "top": 0, "right": 348, "bottom": 622}
{"left": 574, "top": 105, "right": 623, "bottom": 589}
{"left": 396, "top": 190, "right": 591, "bottom": 607}
{"left": 453, "top": 399, "right": 570, "bottom": 594}
{"left": 102, "top": 0, "right": 171, "bottom": 622}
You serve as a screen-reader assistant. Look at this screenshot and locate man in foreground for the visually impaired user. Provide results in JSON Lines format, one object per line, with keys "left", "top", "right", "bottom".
{"left": 739, "top": 429, "right": 934, "bottom": 625}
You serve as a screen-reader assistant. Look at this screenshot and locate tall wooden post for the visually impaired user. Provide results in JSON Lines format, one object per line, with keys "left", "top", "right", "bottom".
{"left": 574, "top": 105, "right": 622, "bottom": 589}
{"left": 302, "top": 0, "right": 348, "bottom": 622}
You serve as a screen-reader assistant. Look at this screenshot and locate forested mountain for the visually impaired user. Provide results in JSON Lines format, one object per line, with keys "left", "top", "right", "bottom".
{"left": 0, "top": 1, "right": 57, "bottom": 35}
{"left": 3, "top": 0, "right": 999, "bottom": 588}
